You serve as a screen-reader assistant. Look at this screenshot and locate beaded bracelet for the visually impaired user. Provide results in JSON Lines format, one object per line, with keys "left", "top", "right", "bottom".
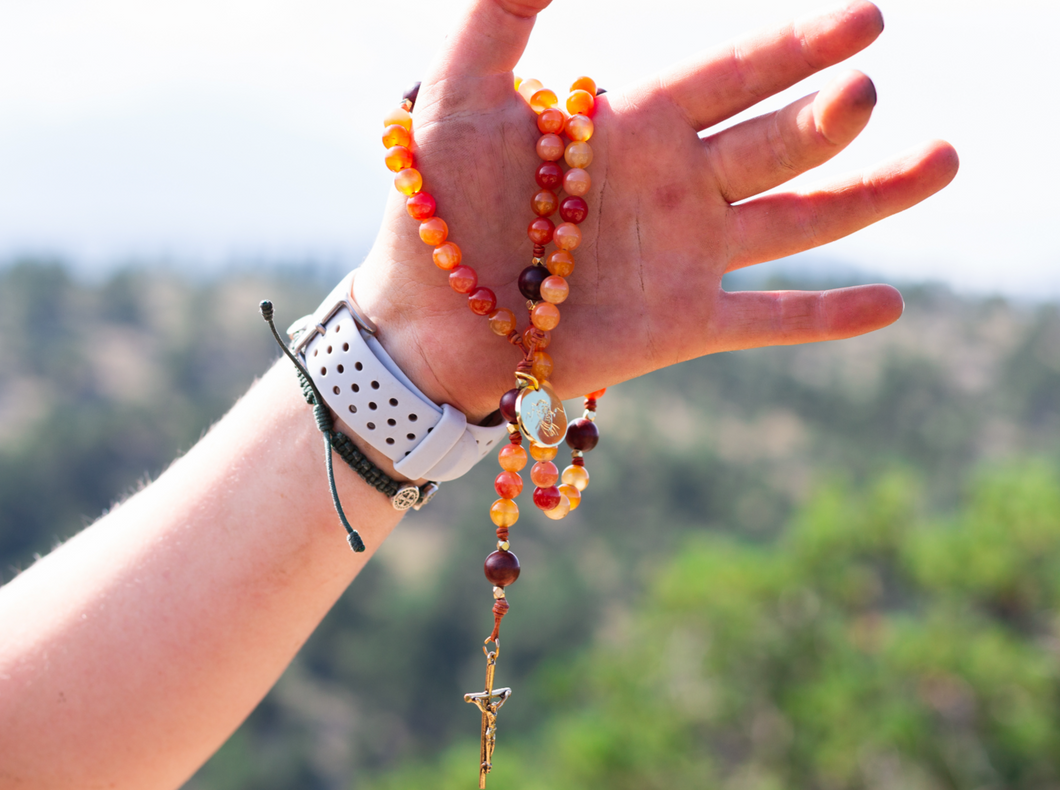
{"left": 383, "top": 75, "right": 606, "bottom": 787}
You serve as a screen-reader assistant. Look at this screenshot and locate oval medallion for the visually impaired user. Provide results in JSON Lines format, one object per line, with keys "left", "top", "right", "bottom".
{"left": 515, "top": 383, "right": 568, "bottom": 448}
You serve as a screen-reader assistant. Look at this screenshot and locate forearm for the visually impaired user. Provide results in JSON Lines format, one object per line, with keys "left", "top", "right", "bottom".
{"left": 0, "top": 359, "right": 404, "bottom": 789}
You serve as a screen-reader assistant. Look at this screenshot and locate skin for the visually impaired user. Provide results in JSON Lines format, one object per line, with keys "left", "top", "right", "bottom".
{"left": 0, "top": 1, "right": 957, "bottom": 787}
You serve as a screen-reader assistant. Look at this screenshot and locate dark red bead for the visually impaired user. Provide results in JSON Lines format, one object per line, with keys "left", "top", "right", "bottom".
{"left": 518, "top": 265, "right": 549, "bottom": 301}
{"left": 535, "top": 161, "right": 563, "bottom": 190}
{"left": 499, "top": 388, "right": 519, "bottom": 423}
{"left": 533, "top": 485, "right": 561, "bottom": 511}
{"left": 566, "top": 418, "right": 599, "bottom": 451}
{"left": 527, "top": 217, "right": 555, "bottom": 245}
{"left": 484, "top": 550, "right": 521, "bottom": 587}
{"left": 468, "top": 287, "right": 497, "bottom": 316}
{"left": 559, "top": 196, "right": 588, "bottom": 224}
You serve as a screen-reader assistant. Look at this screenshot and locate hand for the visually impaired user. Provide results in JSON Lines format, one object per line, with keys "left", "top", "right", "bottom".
{"left": 353, "top": 0, "right": 958, "bottom": 422}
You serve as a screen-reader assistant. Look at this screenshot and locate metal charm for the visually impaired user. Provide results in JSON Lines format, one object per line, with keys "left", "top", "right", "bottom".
{"left": 515, "top": 381, "right": 567, "bottom": 448}
{"left": 391, "top": 484, "right": 421, "bottom": 511}
{"left": 464, "top": 642, "right": 512, "bottom": 788}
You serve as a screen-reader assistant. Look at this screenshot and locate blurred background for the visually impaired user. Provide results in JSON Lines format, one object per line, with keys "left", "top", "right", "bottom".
{"left": 3, "top": 1, "right": 1060, "bottom": 788}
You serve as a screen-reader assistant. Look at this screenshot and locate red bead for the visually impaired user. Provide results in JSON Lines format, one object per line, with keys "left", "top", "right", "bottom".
{"left": 484, "top": 550, "right": 521, "bottom": 587}
{"left": 559, "top": 196, "right": 589, "bottom": 224}
{"left": 499, "top": 388, "right": 519, "bottom": 423}
{"left": 449, "top": 265, "right": 478, "bottom": 294}
{"left": 406, "top": 192, "right": 436, "bottom": 220}
{"left": 518, "top": 265, "right": 548, "bottom": 301}
{"left": 527, "top": 217, "right": 555, "bottom": 245}
{"left": 587, "top": 388, "right": 607, "bottom": 399}
{"left": 533, "top": 485, "right": 562, "bottom": 511}
{"left": 495, "top": 470, "right": 524, "bottom": 499}
{"left": 468, "top": 287, "right": 497, "bottom": 316}
{"left": 536, "top": 162, "right": 563, "bottom": 190}
{"left": 566, "top": 418, "right": 599, "bottom": 451}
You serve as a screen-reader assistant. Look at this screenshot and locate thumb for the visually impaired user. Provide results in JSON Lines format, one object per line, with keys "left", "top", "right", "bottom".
{"left": 432, "top": 0, "right": 553, "bottom": 80}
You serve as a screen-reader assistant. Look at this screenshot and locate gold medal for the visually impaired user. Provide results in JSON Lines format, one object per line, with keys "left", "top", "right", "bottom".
{"left": 514, "top": 380, "right": 567, "bottom": 447}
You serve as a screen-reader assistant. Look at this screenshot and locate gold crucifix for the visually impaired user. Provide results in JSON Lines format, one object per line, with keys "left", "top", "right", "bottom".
{"left": 464, "top": 641, "right": 512, "bottom": 789}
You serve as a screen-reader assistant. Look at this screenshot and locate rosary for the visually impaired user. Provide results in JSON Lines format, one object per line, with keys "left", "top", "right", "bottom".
{"left": 382, "top": 75, "right": 604, "bottom": 787}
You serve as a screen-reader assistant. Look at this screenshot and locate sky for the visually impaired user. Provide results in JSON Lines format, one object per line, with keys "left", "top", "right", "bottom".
{"left": 0, "top": 0, "right": 1056, "bottom": 296}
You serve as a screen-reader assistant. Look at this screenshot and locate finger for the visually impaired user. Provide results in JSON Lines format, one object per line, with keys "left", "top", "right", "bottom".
{"left": 706, "top": 70, "right": 876, "bottom": 204}
{"left": 728, "top": 140, "right": 960, "bottom": 270}
{"left": 651, "top": 0, "right": 884, "bottom": 132}
{"left": 430, "top": 0, "right": 551, "bottom": 82}
{"left": 713, "top": 283, "right": 904, "bottom": 352}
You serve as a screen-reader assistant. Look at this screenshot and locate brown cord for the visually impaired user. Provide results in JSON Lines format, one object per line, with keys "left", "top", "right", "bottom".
{"left": 489, "top": 597, "right": 511, "bottom": 642}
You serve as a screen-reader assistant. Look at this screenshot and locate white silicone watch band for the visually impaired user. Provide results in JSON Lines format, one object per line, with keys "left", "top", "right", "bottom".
{"left": 287, "top": 272, "right": 508, "bottom": 483}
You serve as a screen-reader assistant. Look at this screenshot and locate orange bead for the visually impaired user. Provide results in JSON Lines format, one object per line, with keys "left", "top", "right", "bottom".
{"left": 530, "top": 460, "right": 559, "bottom": 488}
{"left": 562, "top": 168, "right": 591, "bottom": 197}
{"left": 566, "top": 89, "right": 595, "bottom": 116}
{"left": 499, "top": 443, "right": 528, "bottom": 472}
{"left": 531, "top": 350, "right": 554, "bottom": 382}
{"left": 537, "top": 108, "right": 566, "bottom": 135}
{"left": 569, "top": 76, "right": 597, "bottom": 96}
{"left": 529, "top": 442, "right": 558, "bottom": 461}
{"left": 565, "top": 141, "right": 593, "bottom": 169}
{"left": 562, "top": 464, "right": 590, "bottom": 491}
{"left": 553, "top": 223, "right": 582, "bottom": 251}
{"left": 543, "top": 494, "right": 571, "bottom": 520}
{"left": 490, "top": 498, "right": 520, "bottom": 528}
{"left": 531, "top": 302, "right": 561, "bottom": 331}
{"left": 565, "top": 114, "right": 594, "bottom": 142}
{"left": 433, "top": 241, "right": 462, "bottom": 270}
{"left": 394, "top": 168, "right": 423, "bottom": 196}
{"left": 384, "top": 145, "right": 413, "bottom": 172}
{"left": 419, "top": 217, "right": 448, "bottom": 246}
{"left": 540, "top": 275, "right": 569, "bottom": 304}
{"left": 488, "top": 308, "right": 517, "bottom": 336}
{"left": 517, "top": 78, "right": 544, "bottom": 104}
{"left": 382, "top": 124, "right": 411, "bottom": 149}
{"left": 495, "top": 471, "right": 524, "bottom": 499}
{"left": 524, "top": 327, "right": 551, "bottom": 349}
{"left": 532, "top": 189, "right": 558, "bottom": 217}
{"left": 514, "top": 75, "right": 523, "bottom": 91}
{"left": 536, "top": 134, "right": 565, "bottom": 162}
{"left": 449, "top": 265, "right": 477, "bottom": 294}
{"left": 559, "top": 483, "right": 582, "bottom": 511}
{"left": 546, "top": 250, "right": 575, "bottom": 277}
{"left": 530, "top": 88, "right": 559, "bottom": 113}
{"left": 587, "top": 388, "right": 607, "bottom": 399}
{"left": 383, "top": 107, "right": 413, "bottom": 131}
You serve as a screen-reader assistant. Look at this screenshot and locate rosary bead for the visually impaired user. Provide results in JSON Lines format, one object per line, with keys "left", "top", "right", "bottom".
{"left": 382, "top": 123, "right": 411, "bottom": 149}
{"left": 559, "top": 483, "right": 582, "bottom": 510}
{"left": 532, "top": 190, "right": 559, "bottom": 217}
{"left": 566, "top": 89, "right": 595, "bottom": 116}
{"left": 562, "top": 168, "right": 592, "bottom": 197}
{"left": 559, "top": 196, "right": 589, "bottom": 225}
{"left": 490, "top": 498, "right": 520, "bottom": 527}
{"left": 553, "top": 223, "right": 582, "bottom": 251}
{"left": 406, "top": 192, "right": 437, "bottom": 220}
{"left": 570, "top": 76, "right": 597, "bottom": 96}
{"left": 528, "top": 442, "right": 558, "bottom": 461}
{"left": 546, "top": 250, "right": 575, "bottom": 278}
{"left": 385, "top": 145, "right": 413, "bottom": 172}
{"left": 537, "top": 108, "right": 566, "bottom": 135}
{"left": 530, "top": 88, "right": 559, "bottom": 113}
{"left": 536, "top": 162, "right": 564, "bottom": 190}
{"left": 499, "top": 387, "right": 520, "bottom": 423}
{"left": 432, "top": 241, "right": 462, "bottom": 270}
{"left": 518, "top": 264, "right": 549, "bottom": 301}
{"left": 531, "top": 302, "right": 561, "bottom": 331}
{"left": 542, "top": 494, "right": 571, "bottom": 520}
{"left": 517, "top": 78, "right": 544, "bottom": 103}
{"left": 527, "top": 217, "right": 556, "bottom": 245}
{"left": 530, "top": 460, "right": 559, "bottom": 488}
{"left": 489, "top": 308, "right": 517, "bottom": 337}
{"left": 587, "top": 387, "right": 607, "bottom": 399}
{"left": 499, "top": 443, "right": 528, "bottom": 472}
{"left": 562, "top": 464, "right": 590, "bottom": 491}
{"left": 540, "top": 275, "right": 570, "bottom": 304}
{"left": 484, "top": 550, "right": 521, "bottom": 587}
{"left": 383, "top": 106, "right": 413, "bottom": 131}
{"left": 468, "top": 287, "right": 498, "bottom": 316}
{"left": 566, "top": 417, "right": 600, "bottom": 451}
{"left": 533, "top": 485, "right": 562, "bottom": 511}
{"left": 564, "top": 141, "right": 593, "bottom": 169}
{"left": 394, "top": 168, "right": 423, "bottom": 196}
{"left": 536, "top": 134, "right": 565, "bottom": 162}
{"left": 565, "top": 114, "right": 594, "bottom": 142}
{"left": 531, "top": 350, "right": 554, "bottom": 382}
{"left": 449, "top": 265, "right": 478, "bottom": 294}
{"left": 495, "top": 470, "right": 524, "bottom": 499}
{"left": 524, "top": 327, "right": 551, "bottom": 350}
{"left": 419, "top": 217, "right": 448, "bottom": 246}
